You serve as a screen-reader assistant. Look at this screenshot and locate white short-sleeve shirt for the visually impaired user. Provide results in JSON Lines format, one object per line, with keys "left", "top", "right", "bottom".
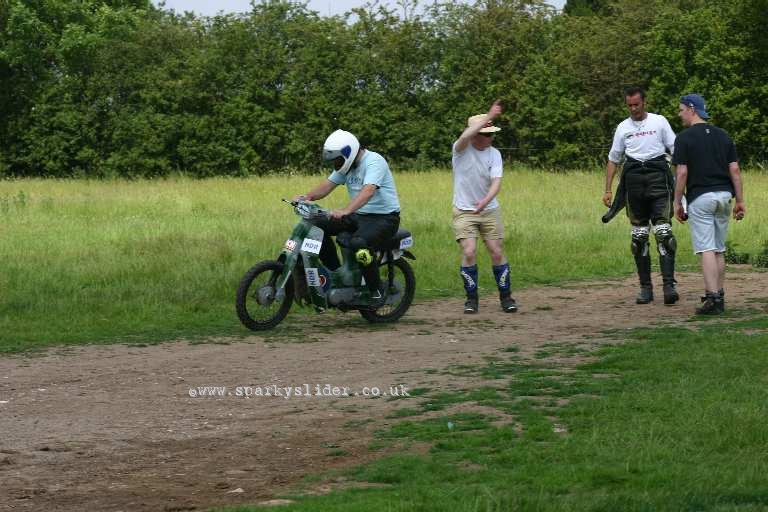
{"left": 452, "top": 143, "right": 503, "bottom": 211}
{"left": 608, "top": 112, "right": 676, "bottom": 163}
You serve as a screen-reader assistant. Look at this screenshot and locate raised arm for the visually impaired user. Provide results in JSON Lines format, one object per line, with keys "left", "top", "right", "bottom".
{"left": 454, "top": 99, "right": 502, "bottom": 153}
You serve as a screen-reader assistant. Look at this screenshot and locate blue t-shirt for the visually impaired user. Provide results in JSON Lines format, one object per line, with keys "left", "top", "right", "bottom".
{"left": 329, "top": 150, "right": 400, "bottom": 214}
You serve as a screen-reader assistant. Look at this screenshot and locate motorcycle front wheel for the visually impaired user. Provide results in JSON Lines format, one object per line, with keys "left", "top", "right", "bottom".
{"left": 359, "top": 258, "right": 415, "bottom": 324}
{"left": 236, "top": 260, "right": 294, "bottom": 331}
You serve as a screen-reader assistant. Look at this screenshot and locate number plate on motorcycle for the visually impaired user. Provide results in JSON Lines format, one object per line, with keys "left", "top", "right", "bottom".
{"left": 305, "top": 267, "right": 330, "bottom": 291}
{"left": 301, "top": 238, "right": 322, "bottom": 254}
{"left": 284, "top": 239, "right": 297, "bottom": 252}
{"left": 399, "top": 236, "right": 413, "bottom": 250}
{"left": 305, "top": 267, "right": 321, "bottom": 286}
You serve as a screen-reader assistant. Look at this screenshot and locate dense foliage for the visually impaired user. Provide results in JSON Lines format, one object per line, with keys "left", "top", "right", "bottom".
{"left": 0, "top": 0, "right": 766, "bottom": 177}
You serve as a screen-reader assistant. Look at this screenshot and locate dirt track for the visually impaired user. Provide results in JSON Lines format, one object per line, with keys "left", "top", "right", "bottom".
{"left": 2, "top": 270, "right": 766, "bottom": 511}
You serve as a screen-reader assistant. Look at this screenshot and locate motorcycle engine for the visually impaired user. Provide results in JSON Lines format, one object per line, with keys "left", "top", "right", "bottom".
{"left": 328, "top": 287, "right": 357, "bottom": 306}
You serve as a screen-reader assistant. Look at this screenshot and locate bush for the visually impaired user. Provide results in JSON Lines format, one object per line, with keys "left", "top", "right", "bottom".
{"left": 751, "top": 241, "right": 768, "bottom": 268}
{"left": 724, "top": 241, "right": 750, "bottom": 264}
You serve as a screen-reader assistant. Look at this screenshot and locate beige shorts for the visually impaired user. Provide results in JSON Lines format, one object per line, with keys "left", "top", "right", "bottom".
{"left": 452, "top": 207, "right": 505, "bottom": 241}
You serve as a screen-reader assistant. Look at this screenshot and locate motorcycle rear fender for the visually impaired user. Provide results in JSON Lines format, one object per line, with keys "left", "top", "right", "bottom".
{"left": 379, "top": 249, "right": 416, "bottom": 264}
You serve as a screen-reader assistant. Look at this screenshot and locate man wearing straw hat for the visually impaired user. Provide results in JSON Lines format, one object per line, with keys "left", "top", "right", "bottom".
{"left": 452, "top": 99, "right": 517, "bottom": 314}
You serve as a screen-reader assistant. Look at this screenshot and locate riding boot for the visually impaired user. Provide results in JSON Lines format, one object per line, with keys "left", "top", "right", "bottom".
{"left": 659, "top": 254, "right": 679, "bottom": 305}
{"left": 461, "top": 265, "right": 479, "bottom": 314}
{"left": 635, "top": 254, "right": 653, "bottom": 304}
{"left": 362, "top": 263, "right": 385, "bottom": 308}
{"left": 362, "top": 263, "right": 381, "bottom": 293}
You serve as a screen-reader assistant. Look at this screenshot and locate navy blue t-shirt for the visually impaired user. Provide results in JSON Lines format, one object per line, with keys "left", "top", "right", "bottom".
{"left": 672, "top": 123, "right": 738, "bottom": 204}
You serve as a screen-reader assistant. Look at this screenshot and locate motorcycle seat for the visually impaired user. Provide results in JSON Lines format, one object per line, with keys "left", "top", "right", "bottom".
{"left": 336, "top": 229, "right": 412, "bottom": 251}
{"left": 373, "top": 229, "right": 412, "bottom": 251}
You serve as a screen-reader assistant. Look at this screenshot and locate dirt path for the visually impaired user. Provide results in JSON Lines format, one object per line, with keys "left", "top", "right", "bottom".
{"left": 1, "top": 270, "right": 765, "bottom": 511}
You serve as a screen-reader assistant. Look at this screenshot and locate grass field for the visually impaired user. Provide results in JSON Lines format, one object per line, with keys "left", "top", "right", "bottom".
{"left": 1, "top": 168, "right": 766, "bottom": 352}
{"left": 2, "top": 170, "right": 767, "bottom": 511}
{"left": 215, "top": 315, "right": 768, "bottom": 512}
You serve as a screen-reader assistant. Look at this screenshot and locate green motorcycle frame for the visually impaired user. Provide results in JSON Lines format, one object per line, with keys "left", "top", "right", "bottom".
{"left": 236, "top": 200, "right": 416, "bottom": 331}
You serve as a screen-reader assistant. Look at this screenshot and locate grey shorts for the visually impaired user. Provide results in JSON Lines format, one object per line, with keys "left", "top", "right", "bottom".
{"left": 688, "top": 191, "right": 732, "bottom": 254}
{"left": 452, "top": 207, "right": 504, "bottom": 241}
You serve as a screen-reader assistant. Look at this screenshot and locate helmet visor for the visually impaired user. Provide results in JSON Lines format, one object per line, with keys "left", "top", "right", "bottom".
{"left": 330, "top": 155, "right": 346, "bottom": 171}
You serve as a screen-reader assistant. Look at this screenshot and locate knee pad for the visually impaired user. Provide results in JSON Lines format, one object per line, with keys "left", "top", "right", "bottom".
{"left": 630, "top": 226, "right": 650, "bottom": 257}
{"left": 355, "top": 248, "right": 373, "bottom": 266}
{"left": 653, "top": 223, "right": 676, "bottom": 256}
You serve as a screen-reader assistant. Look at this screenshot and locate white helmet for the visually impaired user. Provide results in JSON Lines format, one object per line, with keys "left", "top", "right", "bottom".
{"left": 322, "top": 129, "right": 360, "bottom": 175}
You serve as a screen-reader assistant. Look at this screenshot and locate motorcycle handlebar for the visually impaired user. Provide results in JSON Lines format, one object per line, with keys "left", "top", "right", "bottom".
{"left": 282, "top": 198, "right": 330, "bottom": 220}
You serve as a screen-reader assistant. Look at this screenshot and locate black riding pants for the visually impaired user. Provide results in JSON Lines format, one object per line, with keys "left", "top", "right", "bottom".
{"left": 312, "top": 213, "right": 400, "bottom": 289}
{"left": 624, "top": 158, "right": 674, "bottom": 226}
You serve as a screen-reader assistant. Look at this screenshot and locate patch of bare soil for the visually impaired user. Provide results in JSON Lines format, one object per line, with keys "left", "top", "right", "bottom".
{"left": 1, "top": 270, "right": 766, "bottom": 511}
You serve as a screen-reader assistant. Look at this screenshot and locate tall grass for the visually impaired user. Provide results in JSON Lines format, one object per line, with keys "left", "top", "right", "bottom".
{"left": 1, "top": 169, "right": 766, "bottom": 351}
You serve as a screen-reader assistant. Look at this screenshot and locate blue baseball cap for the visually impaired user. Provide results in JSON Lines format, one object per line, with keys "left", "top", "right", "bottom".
{"left": 680, "top": 93, "right": 710, "bottom": 119}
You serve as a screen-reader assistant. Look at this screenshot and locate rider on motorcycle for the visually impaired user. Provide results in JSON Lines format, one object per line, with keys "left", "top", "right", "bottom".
{"left": 294, "top": 129, "right": 401, "bottom": 308}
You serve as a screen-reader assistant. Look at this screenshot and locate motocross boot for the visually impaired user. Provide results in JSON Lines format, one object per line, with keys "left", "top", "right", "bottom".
{"left": 635, "top": 254, "right": 653, "bottom": 304}
{"left": 659, "top": 254, "right": 679, "bottom": 305}
{"left": 369, "top": 287, "right": 386, "bottom": 309}
{"left": 500, "top": 290, "right": 518, "bottom": 313}
{"left": 360, "top": 256, "right": 385, "bottom": 309}
{"left": 464, "top": 293, "right": 479, "bottom": 314}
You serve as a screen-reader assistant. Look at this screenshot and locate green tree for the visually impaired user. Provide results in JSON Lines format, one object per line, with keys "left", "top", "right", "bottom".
{"left": 646, "top": 0, "right": 768, "bottom": 162}
{"left": 563, "top": 0, "right": 611, "bottom": 16}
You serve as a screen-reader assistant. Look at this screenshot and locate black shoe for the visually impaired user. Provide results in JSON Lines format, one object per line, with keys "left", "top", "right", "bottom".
{"left": 636, "top": 286, "right": 654, "bottom": 304}
{"left": 500, "top": 294, "right": 518, "bottom": 313}
{"left": 697, "top": 293, "right": 724, "bottom": 315}
{"left": 663, "top": 284, "right": 679, "bottom": 305}
{"left": 369, "top": 289, "right": 386, "bottom": 309}
{"left": 464, "top": 296, "right": 479, "bottom": 314}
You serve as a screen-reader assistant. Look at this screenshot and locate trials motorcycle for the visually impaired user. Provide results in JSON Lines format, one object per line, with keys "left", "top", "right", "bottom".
{"left": 236, "top": 200, "right": 416, "bottom": 331}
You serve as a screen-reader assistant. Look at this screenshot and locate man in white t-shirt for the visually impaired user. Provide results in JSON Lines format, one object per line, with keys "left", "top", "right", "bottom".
{"left": 452, "top": 100, "right": 516, "bottom": 314}
{"left": 603, "top": 86, "right": 678, "bottom": 305}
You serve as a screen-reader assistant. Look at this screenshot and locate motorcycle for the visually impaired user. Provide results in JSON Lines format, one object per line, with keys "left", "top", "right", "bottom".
{"left": 236, "top": 199, "right": 416, "bottom": 331}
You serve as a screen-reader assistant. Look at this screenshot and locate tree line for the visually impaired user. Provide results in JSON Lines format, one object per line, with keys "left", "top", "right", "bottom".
{"left": 0, "top": 0, "right": 766, "bottom": 177}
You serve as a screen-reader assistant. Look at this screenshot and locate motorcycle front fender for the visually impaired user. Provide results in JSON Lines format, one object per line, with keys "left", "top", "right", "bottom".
{"left": 274, "top": 220, "right": 320, "bottom": 294}
{"left": 297, "top": 224, "right": 330, "bottom": 309}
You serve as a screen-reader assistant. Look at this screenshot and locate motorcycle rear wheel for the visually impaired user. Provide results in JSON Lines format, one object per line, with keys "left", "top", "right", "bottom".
{"left": 359, "top": 258, "right": 415, "bottom": 324}
{"left": 236, "top": 260, "right": 294, "bottom": 331}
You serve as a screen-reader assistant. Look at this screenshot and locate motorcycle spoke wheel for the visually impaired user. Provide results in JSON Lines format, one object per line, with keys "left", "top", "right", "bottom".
{"left": 359, "top": 258, "right": 415, "bottom": 324}
{"left": 236, "top": 260, "right": 294, "bottom": 331}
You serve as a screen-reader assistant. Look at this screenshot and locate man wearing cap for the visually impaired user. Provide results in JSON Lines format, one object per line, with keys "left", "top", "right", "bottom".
{"left": 452, "top": 99, "right": 517, "bottom": 314}
{"left": 603, "top": 86, "right": 678, "bottom": 305}
{"left": 673, "top": 93, "right": 745, "bottom": 315}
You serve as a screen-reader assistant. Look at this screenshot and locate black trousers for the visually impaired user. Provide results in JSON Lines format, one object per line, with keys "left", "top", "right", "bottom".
{"left": 312, "top": 212, "right": 400, "bottom": 291}
{"left": 624, "top": 158, "right": 674, "bottom": 226}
